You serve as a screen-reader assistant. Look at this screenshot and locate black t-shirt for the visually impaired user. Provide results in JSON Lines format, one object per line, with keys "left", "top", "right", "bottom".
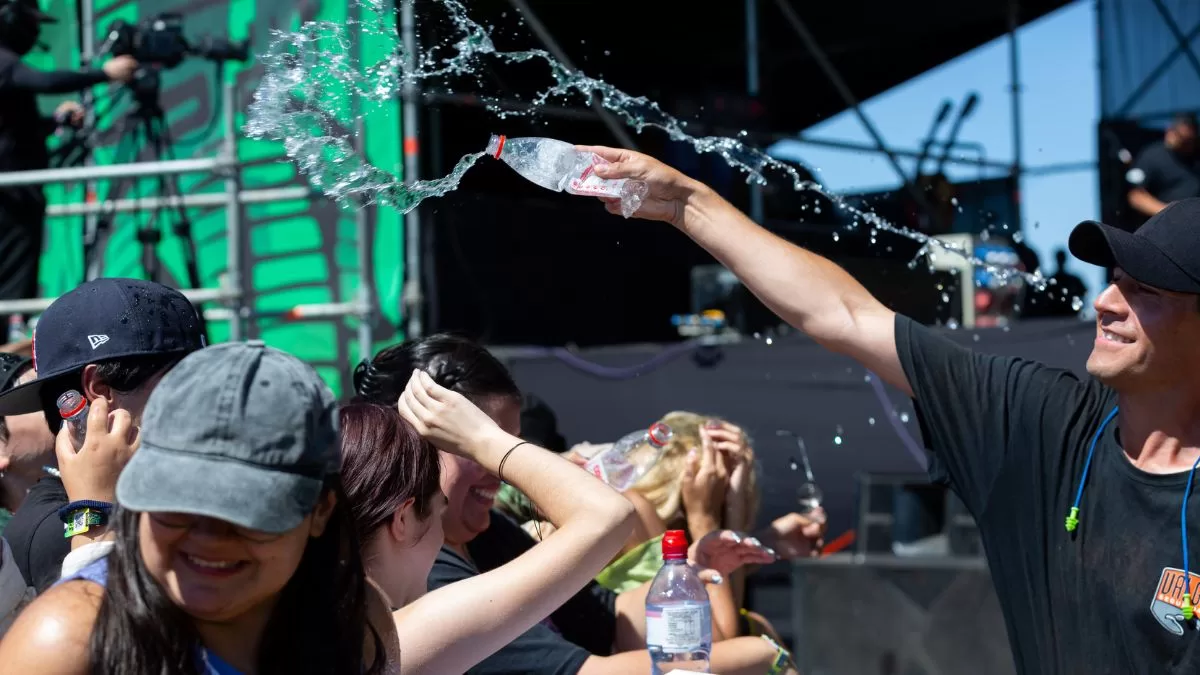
{"left": 896, "top": 315, "right": 1200, "bottom": 674}
{"left": 1129, "top": 141, "right": 1200, "bottom": 205}
{"left": 426, "top": 509, "right": 617, "bottom": 674}
{"left": 4, "top": 475, "right": 69, "bottom": 592}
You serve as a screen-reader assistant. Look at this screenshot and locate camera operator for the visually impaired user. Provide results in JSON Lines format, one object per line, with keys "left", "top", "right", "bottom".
{"left": 0, "top": 0, "right": 136, "bottom": 310}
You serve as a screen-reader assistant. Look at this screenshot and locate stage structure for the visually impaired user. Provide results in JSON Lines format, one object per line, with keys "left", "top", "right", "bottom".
{"left": 1097, "top": 0, "right": 1200, "bottom": 232}
{"left": 4, "top": 0, "right": 406, "bottom": 394}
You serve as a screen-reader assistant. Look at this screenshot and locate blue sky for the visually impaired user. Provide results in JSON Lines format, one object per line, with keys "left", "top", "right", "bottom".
{"left": 768, "top": 0, "right": 1104, "bottom": 308}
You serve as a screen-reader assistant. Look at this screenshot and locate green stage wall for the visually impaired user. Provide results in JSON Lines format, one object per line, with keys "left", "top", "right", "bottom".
{"left": 26, "top": 0, "right": 404, "bottom": 395}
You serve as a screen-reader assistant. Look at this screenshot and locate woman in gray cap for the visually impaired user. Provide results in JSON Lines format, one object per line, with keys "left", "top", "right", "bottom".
{"left": 0, "top": 341, "right": 636, "bottom": 674}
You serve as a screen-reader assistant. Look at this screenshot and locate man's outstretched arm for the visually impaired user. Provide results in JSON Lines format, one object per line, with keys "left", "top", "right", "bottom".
{"left": 583, "top": 145, "right": 910, "bottom": 397}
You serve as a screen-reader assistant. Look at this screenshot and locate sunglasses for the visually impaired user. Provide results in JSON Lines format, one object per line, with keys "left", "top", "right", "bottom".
{"left": 147, "top": 512, "right": 285, "bottom": 544}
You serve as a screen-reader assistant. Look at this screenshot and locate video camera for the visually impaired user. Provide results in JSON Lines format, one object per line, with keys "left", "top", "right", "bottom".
{"left": 102, "top": 13, "right": 249, "bottom": 69}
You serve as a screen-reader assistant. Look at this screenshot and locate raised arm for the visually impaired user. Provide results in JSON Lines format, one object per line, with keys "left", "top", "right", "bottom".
{"left": 582, "top": 145, "right": 911, "bottom": 397}
{"left": 393, "top": 370, "right": 636, "bottom": 675}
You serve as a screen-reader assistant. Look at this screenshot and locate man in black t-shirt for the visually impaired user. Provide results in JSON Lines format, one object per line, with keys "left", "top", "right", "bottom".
{"left": 0, "top": 278, "right": 203, "bottom": 590}
{"left": 582, "top": 144, "right": 1200, "bottom": 674}
{"left": 1127, "top": 113, "right": 1200, "bottom": 219}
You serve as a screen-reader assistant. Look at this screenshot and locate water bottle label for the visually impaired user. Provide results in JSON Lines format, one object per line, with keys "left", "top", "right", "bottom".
{"left": 646, "top": 605, "right": 705, "bottom": 653}
{"left": 566, "top": 159, "right": 624, "bottom": 197}
{"left": 585, "top": 457, "right": 609, "bottom": 484}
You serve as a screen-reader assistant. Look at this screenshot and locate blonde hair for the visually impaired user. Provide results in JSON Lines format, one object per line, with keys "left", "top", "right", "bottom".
{"left": 631, "top": 411, "right": 760, "bottom": 530}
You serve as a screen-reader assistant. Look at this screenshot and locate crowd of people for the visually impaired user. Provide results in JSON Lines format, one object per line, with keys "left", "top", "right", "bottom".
{"left": 0, "top": 136, "right": 1197, "bottom": 673}
{"left": 0, "top": 249, "right": 823, "bottom": 671}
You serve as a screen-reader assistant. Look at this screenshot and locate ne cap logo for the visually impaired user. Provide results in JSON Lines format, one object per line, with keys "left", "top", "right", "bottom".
{"left": 87, "top": 335, "right": 110, "bottom": 350}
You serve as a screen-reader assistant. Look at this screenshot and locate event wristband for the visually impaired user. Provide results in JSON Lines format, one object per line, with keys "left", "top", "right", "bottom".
{"left": 762, "top": 635, "right": 791, "bottom": 675}
{"left": 58, "top": 500, "right": 113, "bottom": 538}
{"left": 62, "top": 508, "right": 106, "bottom": 538}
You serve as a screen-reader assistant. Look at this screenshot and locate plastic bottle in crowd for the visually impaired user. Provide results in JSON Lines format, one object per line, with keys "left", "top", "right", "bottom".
{"left": 57, "top": 390, "right": 89, "bottom": 450}
{"left": 646, "top": 529, "right": 712, "bottom": 675}
{"left": 7, "top": 314, "right": 25, "bottom": 343}
{"left": 583, "top": 422, "right": 672, "bottom": 491}
{"left": 485, "top": 134, "right": 649, "bottom": 218}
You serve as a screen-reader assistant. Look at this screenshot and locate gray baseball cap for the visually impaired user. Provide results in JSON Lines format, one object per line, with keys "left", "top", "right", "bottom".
{"left": 116, "top": 340, "right": 339, "bottom": 533}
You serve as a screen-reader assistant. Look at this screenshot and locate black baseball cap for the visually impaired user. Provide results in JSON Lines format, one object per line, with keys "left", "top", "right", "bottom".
{"left": 0, "top": 352, "right": 31, "bottom": 394}
{"left": 1069, "top": 198, "right": 1200, "bottom": 294}
{"left": 0, "top": 278, "right": 205, "bottom": 417}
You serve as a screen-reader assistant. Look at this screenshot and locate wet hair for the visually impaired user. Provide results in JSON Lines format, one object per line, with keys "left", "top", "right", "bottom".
{"left": 87, "top": 481, "right": 383, "bottom": 675}
{"left": 39, "top": 352, "right": 186, "bottom": 435}
{"left": 340, "top": 402, "right": 441, "bottom": 543}
{"left": 352, "top": 333, "right": 519, "bottom": 407}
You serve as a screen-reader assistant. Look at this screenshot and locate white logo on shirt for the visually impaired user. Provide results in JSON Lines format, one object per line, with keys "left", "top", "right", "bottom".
{"left": 87, "top": 335, "right": 110, "bottom": 350}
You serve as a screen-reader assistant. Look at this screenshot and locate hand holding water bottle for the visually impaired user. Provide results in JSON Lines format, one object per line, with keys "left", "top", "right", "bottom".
{"left": 576, "top": 144, "right": 708, "bottom": 227}
{"left": 56, "top": 396, "right": 140, "bottom": 504}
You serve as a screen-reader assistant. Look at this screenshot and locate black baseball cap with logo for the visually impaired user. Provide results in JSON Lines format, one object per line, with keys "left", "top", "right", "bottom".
{"left": 1069, "top": 198, "right": 1200, "bottom": 294}
{"left": 0, "top": 278, "right": 205, "bottom": 417}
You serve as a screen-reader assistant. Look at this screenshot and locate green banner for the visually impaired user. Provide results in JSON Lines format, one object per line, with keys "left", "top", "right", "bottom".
{"left": 28, "top": 0, "right": 404, "bottom": 395}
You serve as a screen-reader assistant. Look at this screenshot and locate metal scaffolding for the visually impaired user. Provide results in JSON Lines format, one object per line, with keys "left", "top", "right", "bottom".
{"left": 0, "top": 79, "right": 377, "bottom": 359}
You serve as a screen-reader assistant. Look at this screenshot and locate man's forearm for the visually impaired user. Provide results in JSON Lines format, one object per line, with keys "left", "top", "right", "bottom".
{"left": 8, "top": 63, "right": 106, "bottom": 94}
{"left": 1128, "top": 188, "right": 1166, "bottom": 217}
{"left": 678, "top": 186, "right": 881, "bottom": 349}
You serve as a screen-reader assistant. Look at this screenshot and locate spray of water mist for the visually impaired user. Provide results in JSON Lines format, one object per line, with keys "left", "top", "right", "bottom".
{"left": 246, "top": 0, "right": 1052, "bottom": 292}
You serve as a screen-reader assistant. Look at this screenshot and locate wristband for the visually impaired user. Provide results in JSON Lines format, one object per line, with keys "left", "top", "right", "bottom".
{"left": 762, "top": 635, "right": 791, "bottom": 675}
{"left": 58, "top": 500, "right": 113, "bottom": 538}
{"left": 57, "top": 500, "right": 114, "bottom": 524}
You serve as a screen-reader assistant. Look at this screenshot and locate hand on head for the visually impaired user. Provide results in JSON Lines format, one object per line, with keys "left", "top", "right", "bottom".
{"left": 577, "top": 145, "right": 703, "bottom": 226}
{"left": 395, "top": 369, "right": 505, "bottom": 459}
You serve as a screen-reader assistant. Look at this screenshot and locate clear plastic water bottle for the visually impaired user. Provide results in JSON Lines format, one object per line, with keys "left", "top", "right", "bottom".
{"left": 646, "top": 529, "right": 712, "bottom": 675}
{"left": 57, "top": 390, "right": 89, "bottom": 450}
{"left": 583, "top": 422, "right": 672, "bottom": 491}
{"left": 7, "top": 314, "right": 25, "bottom": 343}
{"left": 485, "top": 134, "right": 649, "bottom": 218}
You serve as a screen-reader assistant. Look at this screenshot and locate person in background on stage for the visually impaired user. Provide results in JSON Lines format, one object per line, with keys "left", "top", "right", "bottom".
{"left": 0, "top": 0, "right": 137, "bottom": 314}
{"left": 1127, "top": 112, "right": 1200, "bottom": 218}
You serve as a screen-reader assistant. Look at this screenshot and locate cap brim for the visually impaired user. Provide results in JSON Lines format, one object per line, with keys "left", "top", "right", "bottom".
{"left": 1068, "top": 220, "right": 1200, "bottom": 293}
{"left": 116, "top": 444, "right": 325, "bottom": 534}
{"left": 0, "top": 370, "right": 73, "bottom": 417}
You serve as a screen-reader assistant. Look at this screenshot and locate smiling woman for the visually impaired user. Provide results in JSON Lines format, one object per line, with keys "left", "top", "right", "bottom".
{"left": 0, "top": 341, "right": 388, "bottom": 675}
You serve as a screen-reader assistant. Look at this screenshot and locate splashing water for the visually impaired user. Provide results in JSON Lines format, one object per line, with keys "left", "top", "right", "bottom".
{"left": 248, "top": 0, "right": 1053, "bottom": 292}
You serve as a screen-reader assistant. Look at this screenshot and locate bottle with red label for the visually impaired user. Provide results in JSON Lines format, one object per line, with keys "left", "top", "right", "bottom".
{"left": 646, "top": 529, "right": 712, "bottom": 675}
{"left": 485, "top": 134, "right": 649, "bottom": 217}
{"left": 583, "top": 422, "right": 672, "bottom": 492}
{"left": 56, "top": 390, "right": 89, "bottom": 451}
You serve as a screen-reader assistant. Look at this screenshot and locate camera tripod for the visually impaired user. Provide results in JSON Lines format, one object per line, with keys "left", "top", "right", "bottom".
{"left": 88, "top": 69, "right": 209, "bottom": 339}
{"left": 104, "top": 72, "right": 203, "bottom": 290}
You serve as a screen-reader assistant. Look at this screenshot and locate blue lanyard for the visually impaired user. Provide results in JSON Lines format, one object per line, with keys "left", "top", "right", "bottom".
{"left": 1066, "top": 406, "right": 1200, "bottom": 621}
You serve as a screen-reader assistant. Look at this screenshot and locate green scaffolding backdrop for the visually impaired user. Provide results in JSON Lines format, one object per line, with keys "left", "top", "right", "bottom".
{"left": 26, "top": 0, "right": 404, "bottom": 395}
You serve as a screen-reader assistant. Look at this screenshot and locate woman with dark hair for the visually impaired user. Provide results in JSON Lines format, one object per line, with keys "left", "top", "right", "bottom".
{"left": 353, "top": 335, "right": 797, "bottom": 675}
{"left": 0, "top": 342, "right": 397, "bottom": 674}
{"left": 341, "top": 374, "right": 639, "bottom": 674}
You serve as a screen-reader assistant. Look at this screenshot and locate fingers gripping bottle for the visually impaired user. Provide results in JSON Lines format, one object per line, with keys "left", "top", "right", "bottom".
{"left": 646, "top": 530, "right": 712, "bottom": 675}
{"left": 583, "top": 422, "right": 672, "bottom": 491}
{"left": 485, "top": 134, "right": 649, "bottom": 218}
{"left": 57, "top": 390, "right": 89, "bottom": 450}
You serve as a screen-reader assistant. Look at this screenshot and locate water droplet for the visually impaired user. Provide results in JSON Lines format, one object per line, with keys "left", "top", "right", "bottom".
{"left": 900, "top": 412, "right": 910, "bottom": 423}
{"left": 950, "top": 197, "right": 959, "bottom": 206}
{"left": 765, "top": 336, "right": 774, "bottom": 345}
{"left": 941, "top": 293, "right": 950, "bottom": 303}
{"left": 868, "top": 417, "right": 876, "bottom": 425}
{"left": 832, "top": 232, "right": 840, "bottom": 242}
{"left": 833, "top": 435, "right": 843, "bottom": 446}
{"left": 788, "top": 457, "right": 799, "bottom": 471}
{"left": 1071, "top": 296, "right": 1084, "bottom": 312}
